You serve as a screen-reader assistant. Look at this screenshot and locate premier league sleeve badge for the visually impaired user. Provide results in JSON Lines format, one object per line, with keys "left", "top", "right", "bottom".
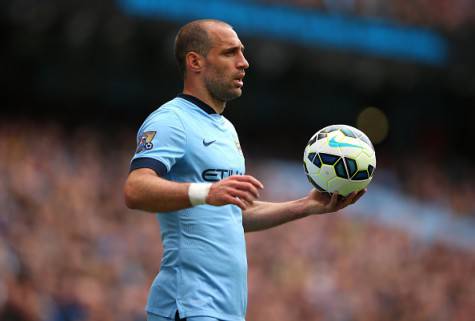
{"left": 136, "top": 131, "right": 156, "bottom": 153}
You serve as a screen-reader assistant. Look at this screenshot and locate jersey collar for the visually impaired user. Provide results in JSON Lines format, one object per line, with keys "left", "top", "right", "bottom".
{"left": 177, "top": 93, "right": 217, "bottom": 115}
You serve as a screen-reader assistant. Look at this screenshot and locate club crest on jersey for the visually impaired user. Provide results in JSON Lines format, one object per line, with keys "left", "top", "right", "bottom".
{"left": 136, "top": 131, "right": 156, "bottom": 153}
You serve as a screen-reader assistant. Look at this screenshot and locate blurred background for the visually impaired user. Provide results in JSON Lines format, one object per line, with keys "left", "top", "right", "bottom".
{"left": 1, "top": 0, "right": 475, "bottom": 320}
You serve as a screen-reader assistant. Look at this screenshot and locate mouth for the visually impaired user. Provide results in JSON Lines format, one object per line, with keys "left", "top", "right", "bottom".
{"left": 234, "top": 73, "right": 245, "bottom": 88}
{"left": 234, "top": 79, "right": 244, "bottom": 87}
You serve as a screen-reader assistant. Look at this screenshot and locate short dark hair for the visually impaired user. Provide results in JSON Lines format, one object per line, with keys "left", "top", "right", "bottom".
{"left": 174, "top": 19, "right": 231, "bottom": 77}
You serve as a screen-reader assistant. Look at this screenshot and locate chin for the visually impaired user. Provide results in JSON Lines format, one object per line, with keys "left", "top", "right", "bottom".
{"left": 234, "top": 87, "right": 243, "bottom": 97}
{"left": 221, "top": 89, "right": 242, "bottom": 102}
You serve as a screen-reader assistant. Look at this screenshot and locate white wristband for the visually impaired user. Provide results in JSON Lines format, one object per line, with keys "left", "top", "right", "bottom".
{"left": 188, "top": 183, "right": 212, "bottom": 206}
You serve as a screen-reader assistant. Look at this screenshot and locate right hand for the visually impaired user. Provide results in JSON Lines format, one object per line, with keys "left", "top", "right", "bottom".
{"left": 206, "top": 175, "right": 264, "bottom": 210}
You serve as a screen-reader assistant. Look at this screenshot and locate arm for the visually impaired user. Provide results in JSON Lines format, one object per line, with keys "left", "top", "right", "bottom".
{"left": 124, "top": 169, "right": 264, "bottom": 213}
{"left": 124, "top": 168, "right": 191, "bottom": 212}
{"left": 242, "top": 189, "right": 365, "bottom": 232}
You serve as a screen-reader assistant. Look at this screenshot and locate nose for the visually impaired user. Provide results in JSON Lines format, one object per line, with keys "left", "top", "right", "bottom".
{"left": 237, "top": 51, "right": 249, "bottom": 70}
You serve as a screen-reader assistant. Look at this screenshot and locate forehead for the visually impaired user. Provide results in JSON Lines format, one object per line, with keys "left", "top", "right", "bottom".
{"left": 207, "top": 24, "right": 243, "bottom": 49}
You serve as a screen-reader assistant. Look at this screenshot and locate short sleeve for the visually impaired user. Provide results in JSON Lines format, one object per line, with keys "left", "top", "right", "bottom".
{"left": 130, "top": 109, "right": 186, "bottom": 175}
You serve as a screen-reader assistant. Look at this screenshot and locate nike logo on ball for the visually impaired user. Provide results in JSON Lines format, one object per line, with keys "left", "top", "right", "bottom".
{"left": 328, "top": 136, "right": 362, "bottom": 149}
{"left": 203, "top": 139, "right": 216, "bottom": 147}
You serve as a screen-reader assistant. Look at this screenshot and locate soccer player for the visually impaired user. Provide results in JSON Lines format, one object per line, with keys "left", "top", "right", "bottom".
{"left": 124, "top": 19, "right": 365, "bottom": 321}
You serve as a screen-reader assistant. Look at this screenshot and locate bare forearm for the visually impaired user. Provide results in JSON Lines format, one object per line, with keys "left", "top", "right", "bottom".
{"left": 124, "top": 170, "right": 265, "bottom": 213}
{"left": 242, "top": 189, "right": 367, "bottom": 232}
{"left": 124, "top": 170, "right": 191, "bottom": 212}
{"left": 242, "top": 199, "right": 310, "bottom": 232}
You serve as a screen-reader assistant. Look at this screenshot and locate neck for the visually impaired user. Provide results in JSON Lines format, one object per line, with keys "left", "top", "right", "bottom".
{"left": 183, "top": 84, "right": 225, "bottom": 114}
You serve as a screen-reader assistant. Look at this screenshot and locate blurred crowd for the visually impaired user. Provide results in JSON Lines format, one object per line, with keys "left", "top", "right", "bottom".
{"left": 392, "top": 155, "right": 475, "bottom": 217}
{"left": 1, "top": 121, "right": 474, "bottom": 321}
{"left": 0, "top": 121, "right": 156, "bottom": 321}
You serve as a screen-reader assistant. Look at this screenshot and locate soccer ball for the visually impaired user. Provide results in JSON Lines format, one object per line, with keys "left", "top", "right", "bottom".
{"left": 303, "top": 125, "right": 376, "bottom": 197}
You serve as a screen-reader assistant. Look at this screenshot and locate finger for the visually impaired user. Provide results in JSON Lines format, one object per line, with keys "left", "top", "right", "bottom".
{"left": 229, "top": 188, "right": 255, "bottom": 204}
{"left": 351, "top": 189, "right": 366, "bottom": 204}
{"left": 230, "top": 181, "right": 260, "bottom": 198}
{"left": 225, "top": 195, "right": 247, "bottom": 211}
{"left": 241, "top": 198, "right": 253, "bottom": 208}
{"left": 336, "top": 192, "right": 358, "bottom": 210}
{"left": 328, "top": 192, "right": 339, "bottom": 209}
{"left": 347, "top": 191, "right": 357, "bottom": 201}
{"left": 231, "top": 175, "right": 264, "bottom": 189}
{"left": 340, "top": 192, "right": 361, "bottom": 209}
{"left": 345, "top": 191, "right": 358, "bottom": 205}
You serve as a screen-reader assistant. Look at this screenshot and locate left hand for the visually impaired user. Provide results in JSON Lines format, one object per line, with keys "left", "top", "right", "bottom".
{"left": 301, "top": 188, "right": 367, "bottom": 216}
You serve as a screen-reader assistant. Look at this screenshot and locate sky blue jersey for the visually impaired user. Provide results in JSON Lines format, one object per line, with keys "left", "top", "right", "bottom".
{"left": 130, "top": 94, "right": 247, "bottom": 321}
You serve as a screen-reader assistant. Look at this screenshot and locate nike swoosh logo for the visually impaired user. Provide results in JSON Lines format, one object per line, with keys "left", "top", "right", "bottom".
{"left": 328, "top": 136, "right": 363, "bottom": 149}
{"left": 203, "top": 139, "right": 216, "bottom": 147}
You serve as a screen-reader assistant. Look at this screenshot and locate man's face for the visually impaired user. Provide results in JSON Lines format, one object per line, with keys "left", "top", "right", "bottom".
{"left": 202, "top": 25, "right": 249, "bottom": 102}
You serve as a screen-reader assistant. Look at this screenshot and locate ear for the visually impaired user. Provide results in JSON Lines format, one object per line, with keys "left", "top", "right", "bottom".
{"left": 185, "top": 52, "right": 204, "bottom": 74}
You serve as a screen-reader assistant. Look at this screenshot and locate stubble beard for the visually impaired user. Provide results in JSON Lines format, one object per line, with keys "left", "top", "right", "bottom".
{"left": 204, "top": 70, "right": 242, "bottom": 103}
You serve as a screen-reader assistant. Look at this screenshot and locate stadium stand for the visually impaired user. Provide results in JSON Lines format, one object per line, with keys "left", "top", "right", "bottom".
{"left": 1, "top": 123, "right": 474, "bottom": 321}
